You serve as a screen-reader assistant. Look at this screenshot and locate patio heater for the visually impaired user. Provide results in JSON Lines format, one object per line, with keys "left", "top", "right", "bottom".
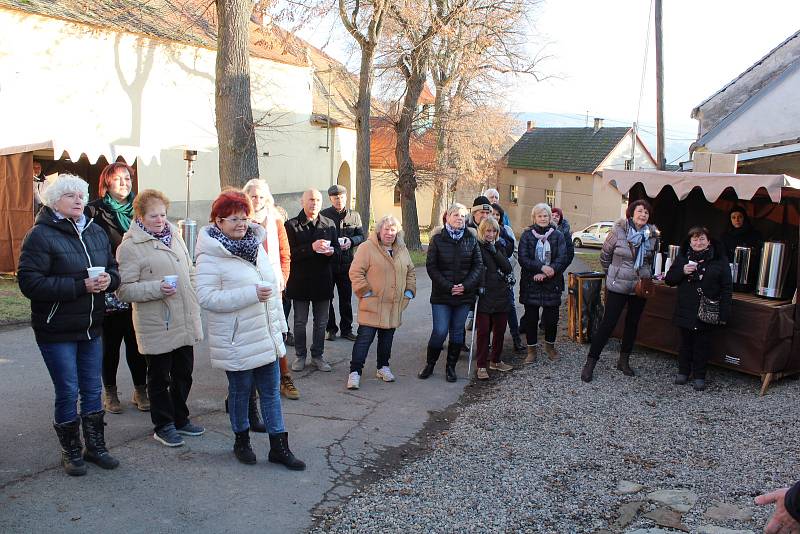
{"left": 178, "top": 149, "right": 198, "bottom": 261}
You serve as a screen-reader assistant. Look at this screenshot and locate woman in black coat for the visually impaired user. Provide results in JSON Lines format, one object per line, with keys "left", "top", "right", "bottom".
{"left": 518, "top": 203, "right": 569, "bottom": 364}
{"left": 474, "top": 218, "right": 514, "bottom": 380}
{"left": 665, "top": 227, "right": 732, "bottom": 391}
{"left": 17, "top": 174, "right": 121, "bottom": 476}
{"left": 419, "top": 203, "right": 483, "bottom": 383}
{"left": 721, "top": 206, "right": 763, "bottom": 262}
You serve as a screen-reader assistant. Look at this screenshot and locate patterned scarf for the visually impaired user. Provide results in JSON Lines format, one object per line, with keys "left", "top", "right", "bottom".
{"left": 208, "top": 224, "right": 259, "bottom": 265}
{"left": 531, "top": 225, "right": 554, "bottom": 264}
{"left": 626, "top": 220, "right": 652, "bottom": 270}
{"left": 136, "top": 218, "right": 172, "bottom": 248}
{"left": 103, "top": 192, "right": 134, "bottom": 232}
{"left": 445, "top": 223, "right": 464, "bottom": 241}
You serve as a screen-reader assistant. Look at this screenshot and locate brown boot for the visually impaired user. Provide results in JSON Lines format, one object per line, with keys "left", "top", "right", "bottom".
{"left": 524, "top": 345, "right": 538, "bottom": 364}
{"left": 132, "top": 385, "right": 150, "bottom": 411}
{"left": 616, "top": 352, "right": 635, "bottom": 376}
{"left": 280, "top": 374, "right": 300, "bottom": 400}
{"left": 544, "top": 342, "right": 559, "bottom": 361}
{"left": 103, "top": 386, "right": 122, "bottom": 414}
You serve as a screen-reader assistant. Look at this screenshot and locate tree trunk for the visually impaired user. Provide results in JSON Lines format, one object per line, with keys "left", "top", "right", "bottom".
{"left": 354, "top": 44, "right": 375, "bottom": 233}
{"left": 429, "top": 85, "right": 448, "bottom": 229}
{"left": 215, "top": 0, "right": 259, "bottom": 189}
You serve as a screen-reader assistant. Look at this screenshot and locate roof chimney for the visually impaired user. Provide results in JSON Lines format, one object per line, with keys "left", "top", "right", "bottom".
{"left": 526, "top": 120, "right": 535, "bottom": 132}
{"left": 593, "top": 117, "right": 603, "bottom": 132}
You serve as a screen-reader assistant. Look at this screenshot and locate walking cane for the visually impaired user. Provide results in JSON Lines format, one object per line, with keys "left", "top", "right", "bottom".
{"left": 467, "top": 292, "right": 480, "bottom": 376}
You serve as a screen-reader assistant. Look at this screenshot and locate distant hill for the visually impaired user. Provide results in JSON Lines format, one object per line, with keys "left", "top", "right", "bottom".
{"left": 511, "top": 112, "right": 692, "bottom": 166}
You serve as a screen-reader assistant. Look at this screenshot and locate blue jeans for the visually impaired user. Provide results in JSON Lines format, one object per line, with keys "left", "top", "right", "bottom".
{"left": 349, "top": 325, "right": 396, "bottom": 374}
{"left": 428, "top": 303, "right": 471, "bottom": 349}
{"left": 225, "top": 361, "right": 285, "bottom": 434}
{"left": 39, "top": 337, "right": 103, "bottom": 424}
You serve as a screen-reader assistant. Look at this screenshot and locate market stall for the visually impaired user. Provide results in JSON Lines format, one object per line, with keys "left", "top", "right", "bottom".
{"left": 603, "top": 169, "right": 800, "bottom": 394}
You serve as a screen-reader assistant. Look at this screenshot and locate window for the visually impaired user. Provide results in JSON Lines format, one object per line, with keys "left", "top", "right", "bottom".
{"left": 575, "top": 175, "right": 581, "bottom": 181}
{"left": 599, "top": 224, "right": 612, "bottom": 235}
{"left": 393, "top": 186, "right": 401, "bottom": 206}
{"left": 624, "top": 159, "right": 633, "bottom": 170}
{"left": 545, "top": 188, "right": 555, "bottom": 207}
{"left": 512, "top": 169, "right": 518, "bottom": 174}
{"left": 584, "top": 224, "right": 599, "bottom": 234}
{"left": 510, "top": 184, "right": 519, "bottom": 204}
{"left": 548, "top": 173, "right": 554, "bottom": 179}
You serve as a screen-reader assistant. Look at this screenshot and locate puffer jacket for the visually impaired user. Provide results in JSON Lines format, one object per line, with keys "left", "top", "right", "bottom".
{"left": 116, "top": 222, "right": 203, "bottom": 355}
{"left": 426, "top": 227, "right": 484, "bottom": 306}
{"left": 349, "top": 232, "right": 416, "bottom": 329}
{"left": 601, "top": 218, "right": 659, "bottom": 296}
{"left": 664, "top": 238, "right": 732, "bottom": 330}
{"left": 518, "top": 225, "right": 569, "bottom": 308}
{"left": 195, "top": 224, "right": 288, "bottom": 372}
{"left": 18, "top": 207, "right": 120, "bottom": 343}
{"left": 477, "top": 241, "right": 512, "bottom": 314}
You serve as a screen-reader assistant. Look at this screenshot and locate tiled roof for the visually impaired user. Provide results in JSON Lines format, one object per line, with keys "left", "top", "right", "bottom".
{"left": 369, "top": 117, "right": 436, "bottom": 171}
{"left": 504, "top": 127, "right": 630, "bottom": 173}
{"left": 0, "top": 0, "right": 309, "bottom": 66}
{"left": 308, "top": 45, "right": 359, "bottom": 129}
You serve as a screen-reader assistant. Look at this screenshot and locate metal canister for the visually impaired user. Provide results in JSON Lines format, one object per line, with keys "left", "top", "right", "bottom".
{"left": 732, "top": 246, "right": 752, "bottom": 289}
{"left": 178, "top": 219, "right": 197, "bottom": 263}
{"left": 756, "top": 242, "right": 789, "bottom": 299}
{"left": 667, "top": 245, "right": 680, "bottom": 263}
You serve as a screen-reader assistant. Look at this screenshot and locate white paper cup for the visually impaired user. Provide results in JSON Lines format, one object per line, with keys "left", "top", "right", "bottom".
{"left": 317, "top": 240, "right": 332, "bottom": 254}
{"left": 87, "top": 266, "right": 105, "bottom": 279}
{"left": 164, "top": 275, "right": 179, "bottom": 289}
{"left": 687, "top": 260, "right": 697, "bottom": 266}
{"left": 338, "top": 237, "right": 347, "bottom": 246}
{"left": 256, "top": 281, "right": 271, "bottom": 289}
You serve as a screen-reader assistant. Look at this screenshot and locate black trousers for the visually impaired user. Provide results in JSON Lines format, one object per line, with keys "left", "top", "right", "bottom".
{"left": 678, "top": 327, "right": 711, "bottom": 379}
{"left": 102, "top": 310, "right": 147, "bottom": 387}
{"left": 588, "top": 291, "right": 647, "bottom": 359}
{"left": 523, "top": 305, "right": 559, "bottom": 345}
{"left": 144, "top": 346, "right": 194, "bottom": 432}
{"left": 327, "top": 268, "right": 354, "bottom": 335}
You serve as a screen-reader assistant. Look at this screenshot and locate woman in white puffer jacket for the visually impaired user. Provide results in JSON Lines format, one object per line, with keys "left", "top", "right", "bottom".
{"left": 195, "top": 190, "right": 304, "bottom": 469}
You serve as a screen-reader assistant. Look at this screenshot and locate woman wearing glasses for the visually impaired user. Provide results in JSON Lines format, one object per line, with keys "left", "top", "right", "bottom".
{"left": 195, "top": 190, "right": 304, "bottom": 469}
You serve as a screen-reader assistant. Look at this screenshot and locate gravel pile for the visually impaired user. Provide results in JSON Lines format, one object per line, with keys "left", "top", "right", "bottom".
{"left": 312, "top": 337, "right": 800, "bottom": 533}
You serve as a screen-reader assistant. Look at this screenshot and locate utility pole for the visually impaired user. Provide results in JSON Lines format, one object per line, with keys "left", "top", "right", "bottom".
{"left": 655, "top": 0, "right": 665, "bottom": 170}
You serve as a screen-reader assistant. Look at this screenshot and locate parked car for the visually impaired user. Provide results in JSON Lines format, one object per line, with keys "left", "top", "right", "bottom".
{"left": 572, "top": 221, "right": 614, "bottom": 248}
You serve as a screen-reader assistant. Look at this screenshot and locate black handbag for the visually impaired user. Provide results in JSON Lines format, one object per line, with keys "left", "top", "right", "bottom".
{"left": 697, "top": 287, "right": 721, "bottom": 325}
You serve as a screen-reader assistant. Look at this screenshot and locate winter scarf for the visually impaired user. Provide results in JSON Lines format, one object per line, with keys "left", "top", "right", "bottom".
{"left": 686, "top": 245, "right": 714, "bottom": 282}
{"left": 626, "top": 220, "right": 652, "bottom": 271}
{"left": 531, "top": 225, "right": 554, "bottom": 264}
{"left": 136, "top": 218, "right": 172, "bottom": 248}
{"left": 445, "top": 223, "right": 465, "bottom": 241}
{"left": 207, "top": 224, "right": 260, "bottom": 265}
{"left": 103, "top": 192, "right": 134, "bottom": 232}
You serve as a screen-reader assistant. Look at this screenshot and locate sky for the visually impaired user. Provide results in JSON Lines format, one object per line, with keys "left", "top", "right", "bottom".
{"left": 297, "top": 0, "right": 800, "bottom": 164}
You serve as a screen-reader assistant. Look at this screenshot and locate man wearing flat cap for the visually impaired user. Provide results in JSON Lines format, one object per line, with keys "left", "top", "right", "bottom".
{"left": 321, "top": 185, "right": 364, "bottom": 341}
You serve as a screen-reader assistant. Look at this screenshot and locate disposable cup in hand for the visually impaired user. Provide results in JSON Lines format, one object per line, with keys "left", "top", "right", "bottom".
{"left": 338, "top": 237, "right": 347, "bottom": 247}
{"left": 256, "top": 281, "right": 271, "bottom": 289}
{"left": 87, "top": 266, "right": 105, "bottom": 279}
{"left": 164, "top": 275, "right": 179, "bottom": 289}
{"left": 687, "top": 261, "right": 697, "bottom": 266}
{"left": 317, "top": 240, "right": 332, "bottom": 254}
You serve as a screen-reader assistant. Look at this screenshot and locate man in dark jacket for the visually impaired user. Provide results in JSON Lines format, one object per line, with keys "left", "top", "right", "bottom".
{"left": 320, "top": 185, "right": 364, "bottom": 341}
{"left": 756, "top": 481, "right": 800, "bottom": 533}
{"left": 285, "top": 189, "right": 340, "bottom": 372}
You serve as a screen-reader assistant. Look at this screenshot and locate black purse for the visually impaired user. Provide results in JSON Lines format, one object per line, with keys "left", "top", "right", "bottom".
{"left": 697, "top": 287, "right": 721, "bottom": 325}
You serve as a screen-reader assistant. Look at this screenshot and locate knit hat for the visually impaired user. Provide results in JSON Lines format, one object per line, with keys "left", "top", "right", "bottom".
{"left": 327, "top": 184, "right": 347, "bottom": 196}
{"left": 471, "top": 195, "right": 492, "bottom": 214}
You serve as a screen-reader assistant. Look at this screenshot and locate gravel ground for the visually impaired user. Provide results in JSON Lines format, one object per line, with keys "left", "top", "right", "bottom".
{"left": 312, "top": 333, "right": 800, "bottom": 533}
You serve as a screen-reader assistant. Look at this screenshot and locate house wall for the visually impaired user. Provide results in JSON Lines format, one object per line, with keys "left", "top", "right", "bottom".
{"left": 370, "top": 169, "right": 433, "bottom": 229}
{"left": 0, "top": 9, "right": 355, "bottom": 222}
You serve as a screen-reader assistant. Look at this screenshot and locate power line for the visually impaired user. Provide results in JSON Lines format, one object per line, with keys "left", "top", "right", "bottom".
{"left": 636, "top": 0, "right": 654, "bottom": 126}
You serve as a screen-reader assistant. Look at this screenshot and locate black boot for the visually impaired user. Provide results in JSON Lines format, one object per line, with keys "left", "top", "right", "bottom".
{"left": 418, "top": 346, "right": 440, "bottom": 379}
{"left": 581, "top": 357, "right": 598, "bottom": 383}
{"left": 268, "top": 432, "right": 306, "bottom": 471}
{"left": 616, "top": 352, "right": 635, "bottom": 376}
{"left": 248, "top": 389, "right": 267, "bottom": 433}
{"left": 234, "top": 430, "right": 257, "bottom": 464}
{"left": 53, "top": 420, "right": 86, "bottom": 476}
{"left": 445, "top": 344, "right": 460, "bottom": 383}
{"left": 81, "top": 411, "right": 119, "bottom": 470}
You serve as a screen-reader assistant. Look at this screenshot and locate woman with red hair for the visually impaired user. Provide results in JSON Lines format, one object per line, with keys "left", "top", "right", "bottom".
{"left": 195, "top": 190, "right": 304, "bottom": 469}
{"left": 86, "top": 162, "right": 148, "bottom": 414}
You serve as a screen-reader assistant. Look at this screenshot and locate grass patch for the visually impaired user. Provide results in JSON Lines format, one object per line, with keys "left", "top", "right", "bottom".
{"left": 0, "top": 277, "right": 30, "bottom": 325}
{"left": 409, "top": 249, "right": 427, "bottom": 267}
{"left": 574, "top": 250, "right": 602, "bottom": 273}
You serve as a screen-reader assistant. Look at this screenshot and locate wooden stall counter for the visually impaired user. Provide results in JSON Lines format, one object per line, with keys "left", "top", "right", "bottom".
{"left": 612, "top": 282, "right": 798, "bottom": 395}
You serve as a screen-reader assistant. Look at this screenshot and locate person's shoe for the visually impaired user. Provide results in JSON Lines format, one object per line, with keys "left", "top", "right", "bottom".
{"left": 512, "top": 338, "right": 526, "bottom": 354}
{"left": 419, "top": 347, "right": 440, "bottom": 379}
{"left": 280, "top": 375, "right": 300, "bottom": 400}
{"left": 153, "top": 423, "right": 185, "bottom": 447}
{"left": 53, "top": 420, "right": 87, "bottom": 476}
{"left": 346, "top": 371, "right": 361, "bottom": 390}
{"left": 445, "top": 344, "right": 460, "bottom": 382}
{"left": 176, "top": 422, "right": 205, "bottom": 436}
{"left": 524, "top": 345, "right": 538, "bottom": 365}
{"left": 581, "top": 357, "right": 598, "bottom": 383}
{"left": 693, "top": 379, "right": 706, "bottom": 391}
{"left": 81, "top": 411, "right": 119, "bottom": 470}
{"left": 342, "top": 332, "right": 358, "bottom": 341}
{"left": 544, "top": 342, "right": 559, "bottom": 361}
{"left": 489, "top": 361, "right": 514, "bottom": 372}
{"left": 674, "top": 374, "right": 689, "bottom": 385}
{"left": 132, "top": 385, "right": 150, "bottom": 412}
{"left": 616, "top": 352, "right": 635, "bottom": 377}
{"left": 326, "top": 331, "right": 336, "bottom": 341}
{"left": 476, "top": 368, "right": 489, "bottom": 380}
{"left": 248, "top": 391, "right": 267, "bottom": 433}
{"left": 103, "top": 385, "right": 122, "bottom": 414}
{"left": 291, "top": 357, "right": 307, "bottom": 371}
{"left": 376, "top": 366, "right": 395, "bottom": 382}
{"left": 285, "top": 331, "right": 295, "bottom": 346}
{"left": 233, "top": 430, "right": 257, "bottom": 465}
{"left": 268, "top": 432, "right": 306, "bottom": 471}
{"left": 311, "top": 357, "right": 332, "bottom": 372}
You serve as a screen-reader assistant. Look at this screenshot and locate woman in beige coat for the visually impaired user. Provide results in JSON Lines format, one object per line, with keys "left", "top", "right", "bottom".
{"left": 116, "top": 190, "right": 204, "bottom": 448}
{"left": 345, "top": 215, "right": 416, "bottom": 390}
